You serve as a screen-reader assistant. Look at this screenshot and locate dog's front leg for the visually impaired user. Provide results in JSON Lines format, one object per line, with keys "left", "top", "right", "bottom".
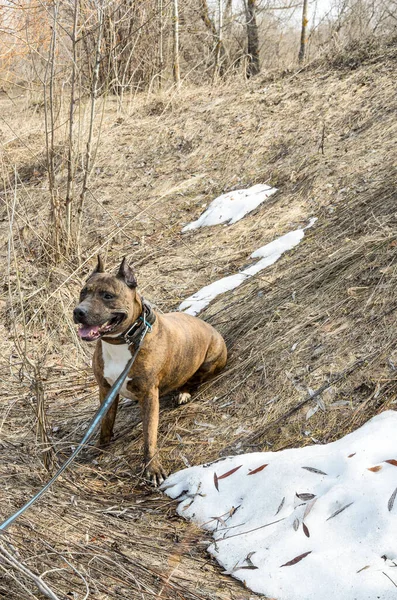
{"left": 139, "top": 387, "right": 166, "bottom": 486}
{"left": 98, "top": 383, "right": 119, "bottom": 447}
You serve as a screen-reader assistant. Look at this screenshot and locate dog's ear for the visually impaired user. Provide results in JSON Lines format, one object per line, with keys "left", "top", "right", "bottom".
{"left": 117, "top": 257, "right": 137, "bottom": 289}
{"left": 87, "top": 255, "right": 105, "bottom": 280}
{"left": 94, "top": 255, "right": 105, "bottom": 274}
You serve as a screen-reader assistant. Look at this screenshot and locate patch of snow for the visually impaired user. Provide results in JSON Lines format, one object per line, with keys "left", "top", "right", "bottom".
{"left": 179, "top": 273, "right": 248, "bottom": 315}
{"left": 179, "top": 218, "right": 316, "bottom": 316}
{"left": 182, "top": 184, "right": 278, "bottom": 232}
{"left": 163, "top": 411, "right": 397, "bottom": 600}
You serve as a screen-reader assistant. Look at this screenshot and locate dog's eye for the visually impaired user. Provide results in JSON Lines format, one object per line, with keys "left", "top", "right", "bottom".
{"left": 80, "top": 288, "right": 88, "bottom": 301}
{"left": 101, "top": 292, "right": 115, "bottom": 301}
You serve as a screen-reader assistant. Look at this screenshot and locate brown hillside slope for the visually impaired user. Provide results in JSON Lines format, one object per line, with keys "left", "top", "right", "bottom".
{"left": 0, "top": 38, "right": 397, "bottom": 599}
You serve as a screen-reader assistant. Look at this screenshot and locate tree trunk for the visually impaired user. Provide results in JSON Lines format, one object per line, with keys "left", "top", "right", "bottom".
{"left": 214, "top": 0, "right": 223, "bottom": 77}
{"left": 245, "top": 0, "right": 260, "bottom": 78}
{"left": 44, "top": 0, "right": 62, "bottom": 258}
{"left": 172, "top": 0, "right": 180, "bottom": 87}
{"left": 224, "top": 0, "right": 232, "bottom": 22}
{"left": 199, "top": 0, "right": 217, "bottom": 36}
{"left": 77, "top": 1, "right": 104, "bottom": 251}
{"left": 298, "top": 0, "right": 309, "bottom": 63}
{"left": 65, "top": 0, "right": 79, "bottom": 248}
{"left": 158, "top": 0, "right": 164, "bottom": 90}
{"left": 199, "top": 0, "right": 226, "bottom": 77}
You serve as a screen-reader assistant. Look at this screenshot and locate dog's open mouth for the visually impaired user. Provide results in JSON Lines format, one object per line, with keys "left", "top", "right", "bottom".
{"left": 77, "top": 313, "right": 125, "bottom": 341}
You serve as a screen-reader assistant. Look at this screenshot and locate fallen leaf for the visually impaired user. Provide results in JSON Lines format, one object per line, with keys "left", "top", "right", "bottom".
{"left": 275, "top": 497, "right": 285, "bottom": 515}
{"left": 385, "top": 459, "right": 397, "bottom": 467}
{"left": 326, "top": 501, "right": 354, "bottom": 521}
{"left": 388, "top": 487, "right": 397, "bottom": 512}
{"left": 218, "top": 465, "right": 242, "bottom": 480}
{"left": 214, "top": 472, "right": 219, "bottom": 491}
{"left": 367, "top": 465, "right": 382, "bottom": 472}
{"left": 348, "top": 453, "right": 356, "bottom": 458}
{"left": 280, "top": 551, "right": 312, "bottom": 567}
{"left": 302, "top": 466, "right": 327, "bottom": 475}
{"left": 303, "top": 498, "right": 317, "bottom": 520}
{"left": 357, "top": 565, "right": 370, "bottom": 573}
{"left": 306, "top": 405, "right": 319, "bottom": 420}
{"left": 293, "top": 518, "right": 299, "bottom": 531}
{"left": 226, "top": 557, "right": 259, "bottom": 574}
{"left": 303, "top": 523, "right": 310, "bottom": 538}
{"left": 296, "top": 492, "right": 316, "bottom": 501}
{"left": 247, "top": 463, "right": 268, "bottom": 475}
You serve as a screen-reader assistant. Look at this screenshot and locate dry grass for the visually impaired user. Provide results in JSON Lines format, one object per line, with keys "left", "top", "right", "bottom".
{"left": 1, "top": 37, "right": 397, "bottom": 599}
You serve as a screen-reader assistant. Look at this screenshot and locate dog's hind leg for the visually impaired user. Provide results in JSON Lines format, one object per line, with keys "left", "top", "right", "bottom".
{"left": 182, "top": 337, "right": 228, "bottom": 394}
{"left": 98, "top": 383, "right": 119, "bottom": 446}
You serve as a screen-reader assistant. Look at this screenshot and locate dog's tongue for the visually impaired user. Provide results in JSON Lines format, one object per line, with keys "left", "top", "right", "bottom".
{"left": 78, "top": 325, "right": 100, "bottom": 339}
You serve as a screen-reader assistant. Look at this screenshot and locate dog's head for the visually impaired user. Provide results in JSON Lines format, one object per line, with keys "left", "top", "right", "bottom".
{"left": 73, "top": 257, "right": 140, "bottom": 341}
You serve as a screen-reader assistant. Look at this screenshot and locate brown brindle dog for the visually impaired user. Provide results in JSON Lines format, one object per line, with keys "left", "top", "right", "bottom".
{"left": 73, "top": 257, "right": 227, "bottom": 485}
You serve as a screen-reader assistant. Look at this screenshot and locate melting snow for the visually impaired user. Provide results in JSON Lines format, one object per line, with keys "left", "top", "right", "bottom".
{"left": 179, "top": 273, "right": 248, "bottom": 316}
{"left": 163, "top": 411, "right": 397, "bottom": 600}
{"left": 179, "top": 218, "right": 316, "bottom": 316}
{"left": 182, "top": 184, "right": 278, "bottom": 231}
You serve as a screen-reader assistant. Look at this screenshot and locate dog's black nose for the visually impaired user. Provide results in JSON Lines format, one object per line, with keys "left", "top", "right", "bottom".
{"left": 73, "top": 306, "right": 87, "bottom": 323}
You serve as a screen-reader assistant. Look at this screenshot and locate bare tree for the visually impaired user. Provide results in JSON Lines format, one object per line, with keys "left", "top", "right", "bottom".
{"left": 173, "top": 0, "right": 181, "bottom": 87}
{"left": 76, "top": 0, "right": 104, "bottom": 251}
{"left": 298, "top": 0, "right": 309, "bottom": 63}
{"left": 245, "top": 0, "right": 260, "bottom": 77}
{"left": 3, "top": 0, "right": 397, "bottom": 99}
{"left": 65, "top": 0, "right": 79, "bottom": 249}
{"left": 198, "top": 0, "right": 226, "bottom": 76}
{"left": 158, "top": 0, "right": 165, "bottom": 90}
{"left": 214, "top": 0, "right": 224, "bottom": 77}
{"left": 199, "top": 0, "right": 217, "bottom": 35}
{"left": 43, "top": 0, "right": 61, "bottom": 258}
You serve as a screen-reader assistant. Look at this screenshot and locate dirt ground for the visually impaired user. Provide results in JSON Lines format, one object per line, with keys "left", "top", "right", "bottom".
{"left": 1, "top": 37, "right": 397, "bottom": 599}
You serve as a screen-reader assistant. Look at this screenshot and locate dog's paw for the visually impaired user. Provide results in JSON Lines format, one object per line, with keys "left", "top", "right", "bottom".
{"left": 144, "top": 460, "right": 167, "bottom": 487}
{"left": 177, "top": 392, "right": 192, "bottom": 406}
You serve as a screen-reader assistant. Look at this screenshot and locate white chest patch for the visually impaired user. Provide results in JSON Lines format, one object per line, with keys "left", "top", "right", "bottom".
{"left": 101, "top": 341, "right": 135, "bottom": 400}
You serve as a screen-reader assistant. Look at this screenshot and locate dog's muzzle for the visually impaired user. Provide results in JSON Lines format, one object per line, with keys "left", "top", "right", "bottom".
{"left": 73, "top": 306, "right": 88, "bottom": 323}
{"left": 73, "top": 304, "right": 126, "bottom": 341}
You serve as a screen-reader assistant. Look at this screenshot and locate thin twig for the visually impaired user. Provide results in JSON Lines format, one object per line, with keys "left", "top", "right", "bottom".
{"left": 0, "top": 544, "right": 61, "bottom": 600}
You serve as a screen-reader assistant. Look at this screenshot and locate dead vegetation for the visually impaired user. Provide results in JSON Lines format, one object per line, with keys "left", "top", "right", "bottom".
{"left": 1, "top": 37, "right": 397, "bottom": 599}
